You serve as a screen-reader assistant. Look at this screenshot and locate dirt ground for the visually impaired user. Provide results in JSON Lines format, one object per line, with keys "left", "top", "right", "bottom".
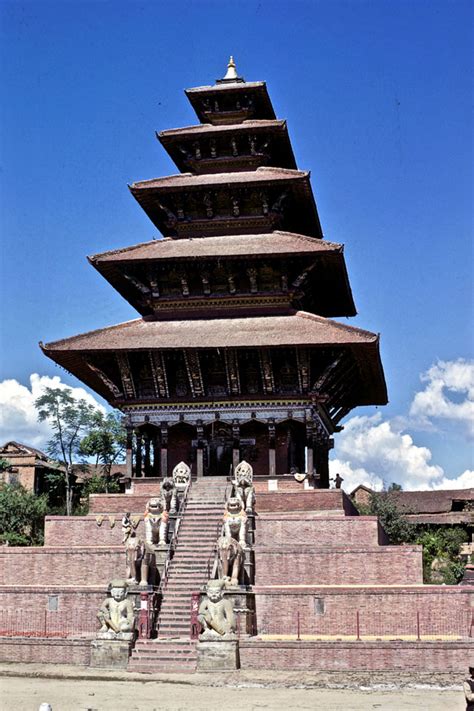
{"left": 0, "top": 675, "right": 465, "bottom": 711}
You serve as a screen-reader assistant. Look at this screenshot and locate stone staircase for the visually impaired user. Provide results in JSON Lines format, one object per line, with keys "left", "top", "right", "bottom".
{"left": 128, "top": 477, "right": 229, "bottom": 672}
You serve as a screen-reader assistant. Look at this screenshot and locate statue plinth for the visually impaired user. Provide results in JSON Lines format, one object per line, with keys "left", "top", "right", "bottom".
{"left": 90, "top": 637, "right": 134, "bottom": 669}
{"left": 196, "top": 637, "right": 240, "bottom": 671}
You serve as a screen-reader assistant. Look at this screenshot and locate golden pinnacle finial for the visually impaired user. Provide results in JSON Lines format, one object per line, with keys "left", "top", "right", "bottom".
{"left": 223, "top": 55, "right": 238, "bottom": 81}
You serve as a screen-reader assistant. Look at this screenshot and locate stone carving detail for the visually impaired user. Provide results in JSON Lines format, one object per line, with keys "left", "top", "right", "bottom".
{"left": 233, "top": 460, "right": 255, "bottom": 513}
{"left": 116, "top": 353, "right": 136, "bottom": 399}
{"left": 198, "top": 579, "right": 236, "bottom": 639}
{"left": 216, "top": 536, "right": 244, "bottom": 587}
{"left": 144, "top": 497, "right": 169, "bottom": 548}
{"left": 222, "top": 496, "right": 248, "bottom": 549}
{"left": 97, "top": 579, "right": 135, "bottom": 639}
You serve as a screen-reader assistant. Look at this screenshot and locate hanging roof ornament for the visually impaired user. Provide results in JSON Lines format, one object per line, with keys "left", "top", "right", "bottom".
{"left": 216, "top": 56, "right": 245, "bottom": 84}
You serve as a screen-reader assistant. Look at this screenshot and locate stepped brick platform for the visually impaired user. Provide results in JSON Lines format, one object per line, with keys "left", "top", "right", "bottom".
{"left": 252, "top": 585, "right": 473, "bottom": 639}
{"left": 44, "top": 515, "right": 146, "bottom": 547}
{"left": 0, "top": 547, "right": 124, "bottom": 586}
{"left": 255, "top": 513, "right": 388, "bottom": 546}
{"left": 88, "top": 486, "right": 355, "bottom": 515}
{"left": 239, "top": 639, "right": 472, "bottom": 671}
{"left": 254, "top": 545, "right": 423, "bottom": 585}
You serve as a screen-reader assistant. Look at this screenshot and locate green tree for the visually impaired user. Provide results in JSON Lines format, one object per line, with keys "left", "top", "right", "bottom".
{"left": 358, "top": 491, "right": 414, "bottom": 544}
{"left": 80, "top": 411, "right": 126, "bottom": 493}
{"left": 416, "top": 526, "right": 468, "bottom": 584}
{"left": 0, "top": 458, "right": 11, "bottom": 472}
{"left": 0, "top": 483, "right": 48, "bottom": 546}
{"left": 35, "top": 387, "right": 98, "bottom": 515}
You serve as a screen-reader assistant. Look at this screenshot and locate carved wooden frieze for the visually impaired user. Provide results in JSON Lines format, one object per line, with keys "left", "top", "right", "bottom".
{"left": 184, "top": 350, "right": 205, "bottom": 397}
{"left": 297, "top": 348, "right": 310, "bottom": 393}
{"left": 116, "top": 353, "right": 136, "bottom": 399}
{"left": 224, "top": 349, "right": 241, "bottom": 395}
{"left": 259, "top": 349, "right": 275, "bottom": 394}
{"left": 149, "top": 352, "right": 169, "bottom": 398}
{"left": 85, "top": 360, "right": 123, "bottom": 399}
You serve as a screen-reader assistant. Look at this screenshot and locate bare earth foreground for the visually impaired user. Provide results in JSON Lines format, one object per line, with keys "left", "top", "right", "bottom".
{"left": 0, "top": 666, "right": 466, "bottom": 711}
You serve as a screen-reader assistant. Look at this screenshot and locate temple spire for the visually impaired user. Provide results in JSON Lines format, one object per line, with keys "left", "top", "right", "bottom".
{"left": 216, "top": 55, "right": 245, "bottom": 84}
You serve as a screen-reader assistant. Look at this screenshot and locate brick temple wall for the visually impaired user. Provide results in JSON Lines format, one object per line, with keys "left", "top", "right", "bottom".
{"left": 0, "top": 586, "right": 102, "bottom": 637}
{"left": 255, "top": 515, "right": 388, "bottom": 546}
{"left": 239, "top": 640, "right": 472, "bottom": 671}
{"left": 44, "top": 515, "right": 146, "bottom": 547}
{"left": 256, "top": 490, "right": 356, "bottom": 514}
{"left": 252, "top": 586, "right": 474, "bottom": 638}
{"left": 0, "top": 637, "right": 92, "bottom": 665}
{"left": 89, "top": 494, "right": 150, "bottom": 513}
{"left": 0, "top": 547, "right": 125, "bottom": 586}
{"left": 254, "top": 545, "right": 423, "bottom": 585}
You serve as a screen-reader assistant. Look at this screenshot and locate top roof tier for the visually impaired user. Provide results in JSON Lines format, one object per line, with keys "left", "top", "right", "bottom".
{"left": 185, "top": 57, "right": 276, "bottom": 125}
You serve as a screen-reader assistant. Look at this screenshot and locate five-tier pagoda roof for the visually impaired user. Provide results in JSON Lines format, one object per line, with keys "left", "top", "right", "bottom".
{"left": 41, "top": 58, "right": 387, "bottom": 441}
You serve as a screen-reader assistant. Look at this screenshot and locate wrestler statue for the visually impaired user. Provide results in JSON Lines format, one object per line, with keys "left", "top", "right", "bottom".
{"left": 97, "top": 579, "right": 135, "bottom": 639}
{"left": 198, "top": 579, "right": 236, "bottom": 639}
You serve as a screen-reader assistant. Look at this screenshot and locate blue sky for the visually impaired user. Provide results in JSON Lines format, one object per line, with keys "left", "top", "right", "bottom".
{"left": 0, "top": 0, "right": 472, "bottom": 489}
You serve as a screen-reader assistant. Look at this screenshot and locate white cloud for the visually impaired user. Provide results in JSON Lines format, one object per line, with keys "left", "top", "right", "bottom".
{"left": 409, "top": 359, "right": 474, "bottom": 439}
{"left": 330, "top": 413, "right": 473, "bottom": 493}
{"left": 0, "top": 374, "right": 106, "bottom": 452}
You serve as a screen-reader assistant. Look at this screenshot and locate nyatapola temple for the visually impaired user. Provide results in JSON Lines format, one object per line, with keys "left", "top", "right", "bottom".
{"left": 1, "top": 59, "right": 471, "bottom": 674}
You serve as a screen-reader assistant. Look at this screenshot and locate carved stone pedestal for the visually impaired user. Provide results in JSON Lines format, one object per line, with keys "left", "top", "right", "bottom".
{"left": 91, "top": 637, "right": 133, "bottom": 669}
{"left": 196, "top": 639, "right": 240, "bottom": 671}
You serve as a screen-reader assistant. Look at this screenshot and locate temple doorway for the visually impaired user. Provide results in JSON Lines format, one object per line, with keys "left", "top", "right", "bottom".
{"left": 204, "top": 423, "right": 233, "bottom": 476}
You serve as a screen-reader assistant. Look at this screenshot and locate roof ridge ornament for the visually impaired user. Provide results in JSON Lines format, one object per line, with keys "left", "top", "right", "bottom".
{"left": 216, "top": 55, "right": 245, "bottom": 84}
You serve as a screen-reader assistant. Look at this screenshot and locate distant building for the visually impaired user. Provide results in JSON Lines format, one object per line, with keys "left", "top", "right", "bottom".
{"left": 0, "top": 441, "right": 62, "bottom": 494}
{"left": 351, "top": 484, "right": 474, "bottom": 526}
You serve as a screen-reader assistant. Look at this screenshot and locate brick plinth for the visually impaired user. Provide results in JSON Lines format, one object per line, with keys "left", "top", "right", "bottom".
{"left": 0, "top": 547, "right": 125, "bottom": 586}
{"left": 256, "top": 515, "right": 388, "bottom": 546}
{"left": 254, "top": 545, "right": 423, "bottom": 585}
{"left": 253, "top": 585, "right": 474, "bottom": 638}
{"left": 44, "top": 516, "right": 145, "bottom": 547}
{"left": 89, "top": 494, "right": 150, "bottom": 513}
{"left": 239, "top": 639, "right": 472, "bottom": 671}
{"left": 0, "top": 637, "right": 91, "bottom": 665}
{"left": 256, "top": 490, "right": 357, "bottom": 514}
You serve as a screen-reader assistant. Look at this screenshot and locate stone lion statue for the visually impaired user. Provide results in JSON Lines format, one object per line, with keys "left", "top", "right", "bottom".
{"left": 216, "top": 536, "right": 244, "bottom": 588}
{"left": 144, "top": 497, "right": 169, "bottom": 548}
{"left": 222, "top": 496, "right": 248, "bottom": 548}
{"left": 172, "top": 461, "right": 191, "bottom": 492}
{"left": 233, "top": 460, "right": 255, "bottom": 513}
